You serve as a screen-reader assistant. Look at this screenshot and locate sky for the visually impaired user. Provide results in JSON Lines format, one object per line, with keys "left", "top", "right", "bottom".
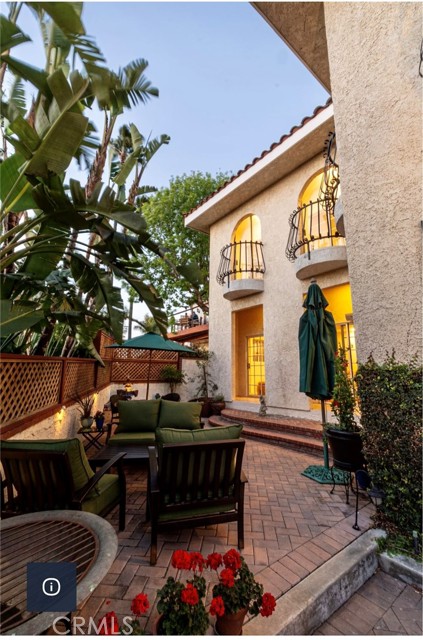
{"left": 14, "top": 1, "right": 329, "bottom": 190}
{"left": 10, "top": 1, "right": 329, "bottom": 328}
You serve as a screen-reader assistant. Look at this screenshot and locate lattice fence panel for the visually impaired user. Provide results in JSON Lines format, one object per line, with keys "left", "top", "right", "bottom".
{"left": 98, "top": 332, "right": 115, "bottom": 359}
{"left": 111, "top": 348, "right": 178, "bottom": 361}
{"left": 111, "top": 359, "right": 177, "bottom": 382}
{"left": 62, "top": 360, "right": 96, "bottom": 402}
{"left": 0, "top": 360, "right": 62, "bottom": 426}
{"left": 96, "top": 360, "right": 112, "bottom": 388}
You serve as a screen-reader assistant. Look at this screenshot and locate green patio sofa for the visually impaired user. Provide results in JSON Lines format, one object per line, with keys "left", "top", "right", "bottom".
{"left": 107, "top": 398, "right": 204, "bottom": 447}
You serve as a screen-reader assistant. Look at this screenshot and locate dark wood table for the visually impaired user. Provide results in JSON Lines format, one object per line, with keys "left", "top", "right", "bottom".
{"left": 90, "top": 444, "right": 149, "bottom": 467}
{"left": 0, "top": 510, "right": 117, "bottom": 635}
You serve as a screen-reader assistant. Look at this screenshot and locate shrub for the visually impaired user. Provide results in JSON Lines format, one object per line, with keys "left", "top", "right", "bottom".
{"left": 355, "top": 353, "right": 422, "bottom": 537}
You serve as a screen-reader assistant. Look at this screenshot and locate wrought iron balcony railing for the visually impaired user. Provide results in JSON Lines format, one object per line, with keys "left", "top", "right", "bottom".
{"left": 285, "top": 198, "right": 345, "bottom": 262}
{"left": 217, "top": 240, "right": 266, "bottom": 286}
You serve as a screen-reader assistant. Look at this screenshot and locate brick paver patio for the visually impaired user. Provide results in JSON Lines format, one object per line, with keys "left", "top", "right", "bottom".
{"left": 73, "top": 437, "right": 376, "bottom": 634}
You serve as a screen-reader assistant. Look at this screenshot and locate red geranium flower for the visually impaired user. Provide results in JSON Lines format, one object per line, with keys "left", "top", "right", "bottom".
{"left": 189, "top": 551, "right": 206, "bottom": 572}
{"left": 260, "top": 592, "right": 276, "bottom": 617}
{"left": 206, "top": 552, "right": 223, "bottom": 571}
{"left": 220, "top": 568, "right": 235, "bottom": 588}
{"left": 172, "top": 549, "right": 191, "bottom": 570}
{"left": 210, "top": 595, "right": 225, "bottom": 617}
{"left": 223, "top": 548, "right": 242, "bottom": 571}
{"left": 97, "top": 611, "right": 119, "bottom": 635}
{"left": 131, "top": 593, "right": 150, "bottom": 617}
{"left": 181, "top": 583, "right": 199, "bottom": 606}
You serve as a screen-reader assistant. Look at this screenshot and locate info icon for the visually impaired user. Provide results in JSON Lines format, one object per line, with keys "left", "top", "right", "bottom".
{"left": 27, "top": 563, "right": 77, "bottom": 612}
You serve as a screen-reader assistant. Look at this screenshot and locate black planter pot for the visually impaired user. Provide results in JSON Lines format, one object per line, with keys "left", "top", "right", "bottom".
{"left": 326, "top": 428, "right": 365, "bottom": 472}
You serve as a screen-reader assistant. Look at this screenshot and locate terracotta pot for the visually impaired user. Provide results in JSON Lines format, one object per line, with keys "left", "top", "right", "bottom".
{"left": 215, "top": 607, "right": 248, "bottom": 635}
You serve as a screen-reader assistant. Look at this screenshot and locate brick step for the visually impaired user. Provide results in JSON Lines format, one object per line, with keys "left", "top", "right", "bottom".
{"left": 219, "top": 408, "right": 323, "bottom": 440}
{"left": 208, "top": 413, "right": 324, "bottom": 457}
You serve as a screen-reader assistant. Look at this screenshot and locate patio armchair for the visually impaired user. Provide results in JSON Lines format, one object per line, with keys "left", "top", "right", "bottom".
{"left": 147, "top": 434, "right": 247, "bottom": 565}
{"left": 0, "top": 438, "right": 126, "bottom": 530}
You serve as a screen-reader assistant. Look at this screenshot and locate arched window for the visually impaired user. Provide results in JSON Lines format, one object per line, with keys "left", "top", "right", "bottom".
{"left": 298, "top": 169, "right": 344, "bottom": 254}
{"left": 230, "top": 215, "right": 262, "bottom": 281}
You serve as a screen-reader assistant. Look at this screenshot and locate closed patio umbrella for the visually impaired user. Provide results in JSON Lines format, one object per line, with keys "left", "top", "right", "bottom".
{"left": 298, "top": 280, "right": 340, "bottom": 483}
{"left": 107, "top": 332, "right": 195, "bottom": 399}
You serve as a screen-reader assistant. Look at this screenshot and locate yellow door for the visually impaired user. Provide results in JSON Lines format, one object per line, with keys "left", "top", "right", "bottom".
{"left": 247, "top": 336, "right": 265, "bottom": 396}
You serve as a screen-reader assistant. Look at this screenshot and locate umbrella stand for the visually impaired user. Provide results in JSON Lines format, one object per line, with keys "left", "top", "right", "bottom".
{"left": 301, "top": 399, "right": 347, "bottom": 485}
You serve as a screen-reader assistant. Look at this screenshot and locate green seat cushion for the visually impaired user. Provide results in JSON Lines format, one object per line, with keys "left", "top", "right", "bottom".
{"left": 82, "top": 473, "right": 120, "bottom": 515}
{"left": 109, "top": 432, "right": 156, "bottom": 445}
{"left": 157, "top": 400, "right": 202, "bottom": 430}
{"left": 115, "top": 399, "right": 160, "bottom": 433}
{"left": 156, "top": 424, "right": 243, "bottom": 444}
{"left": 1, "top": 438, "right": 94, "bottom": 492}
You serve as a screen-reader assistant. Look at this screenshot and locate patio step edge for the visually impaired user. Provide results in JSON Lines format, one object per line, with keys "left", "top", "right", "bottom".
{"left": 221, "top": 409, "right": 323, "bottom": 439}
{"left": 208, "top": 416, "right": 324, "bottom": 455}
{"left": 243, "top": 528, "right": 386, "bottom": 636}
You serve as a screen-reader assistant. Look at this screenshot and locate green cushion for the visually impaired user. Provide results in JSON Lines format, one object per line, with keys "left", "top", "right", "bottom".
{"left": 115, "top": 399, "right": 160, "bottom": 433}
{"left": 1, "top": 438, "right": 94, "bottom": 492}
{"left": 157, "top": 400, "right": 202, "bottom": 430}
{"left": 158, "top": 502, "right": 236, "bottom": 522}
{"left": 82, "top": 473, "right": 120, "bottom": 515}
{"left": 109, "top": 432, "right": 156, "bottom": 445}
{"left": 156, "top": 424, "right": 243, "bottom": 444}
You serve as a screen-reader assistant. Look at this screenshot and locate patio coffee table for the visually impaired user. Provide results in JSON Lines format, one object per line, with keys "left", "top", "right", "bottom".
{"left": 90, "top": 444, "right": 149, "bottom": 467}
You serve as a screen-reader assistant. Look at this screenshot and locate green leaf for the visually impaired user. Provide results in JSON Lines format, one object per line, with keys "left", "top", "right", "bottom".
{"left": 0, "top": 54, "right": 50, "bottom": 94}
{"left": 34, "top": 2, "right": 85, "bottom": 35}
{"left": 0, "top": 300, "right": 44, "bottom": 336}
{"left": 0, "top": 153, "right": 37, "bottom": 212}
{"left": 26, "top": 111, "right": 88, "bottom": 178}
{"left": 0, "top": 16, "right": 31, "bottom": 53}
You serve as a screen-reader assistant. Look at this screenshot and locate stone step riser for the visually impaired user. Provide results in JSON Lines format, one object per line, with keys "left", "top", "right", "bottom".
{"left": 221, "top": 410, "right": 323, "bottom": 440}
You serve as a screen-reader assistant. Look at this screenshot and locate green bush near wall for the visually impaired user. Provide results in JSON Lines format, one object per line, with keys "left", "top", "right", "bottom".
{"left": 356, "top": 354, "right": 422, "bottom": 538}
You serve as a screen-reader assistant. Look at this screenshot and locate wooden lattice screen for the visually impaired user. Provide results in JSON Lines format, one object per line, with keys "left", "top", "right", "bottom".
{"left": 0, "top": 358, "right": 62, "bottom": 427}
{"left": 0, "top": 343, "right": 191, "bottom": 437}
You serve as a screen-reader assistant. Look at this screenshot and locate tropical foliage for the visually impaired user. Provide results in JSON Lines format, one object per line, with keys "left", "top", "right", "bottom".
{"left": 140, "top": 171, "right": 230, "bottom": 314}
{"left": 0, "top": 2, "right": 173, "bottom": 361}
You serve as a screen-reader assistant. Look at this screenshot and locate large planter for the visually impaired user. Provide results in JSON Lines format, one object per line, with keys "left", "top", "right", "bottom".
{"left": 326, "top": 428, "right": 365, "bottom": 472}
{"left": 215, "top": 607, "right": 248, "bottom": 635}
{"left": 189, "top": 397, "right": 213, "bottom": 418}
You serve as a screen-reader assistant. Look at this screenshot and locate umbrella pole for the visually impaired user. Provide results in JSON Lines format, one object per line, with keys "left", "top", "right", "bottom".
{"left": 321, "top": 400, "right": 329, "bottom": 469}
{"left": 146, "top": 351, "right": 152, "bottom": 400}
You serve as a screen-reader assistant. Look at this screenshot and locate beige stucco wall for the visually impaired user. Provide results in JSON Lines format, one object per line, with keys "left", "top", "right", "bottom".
{"left": 324, "top": 1, "right": 422, "bottom": 363}
{"left": 209, "top": 153, "right": 350, "bottom": 418}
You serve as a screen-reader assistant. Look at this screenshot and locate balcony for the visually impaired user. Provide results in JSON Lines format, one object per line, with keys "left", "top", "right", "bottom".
{"left": 217, "top": 240, "right": 266, "bottom": 300}
{"left": 285, "top": 198, "right": 347, "bottom": 280}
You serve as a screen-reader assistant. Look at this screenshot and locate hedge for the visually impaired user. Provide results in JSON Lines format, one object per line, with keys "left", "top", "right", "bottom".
{"left": 355, "top": 354, "right": 422, "bottom": 536}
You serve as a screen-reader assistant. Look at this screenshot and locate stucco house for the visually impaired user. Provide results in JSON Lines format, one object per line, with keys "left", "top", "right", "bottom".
{"left": 184, "top": 1, "right": 422, "bottom": 420}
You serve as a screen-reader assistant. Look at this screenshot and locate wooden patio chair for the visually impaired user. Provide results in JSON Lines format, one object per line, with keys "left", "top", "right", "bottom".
{"left": 147, "top": 438, "right": 247, "bottom": 565}
{"left": 0, "top": 438, "right": 126, "bottom": 530}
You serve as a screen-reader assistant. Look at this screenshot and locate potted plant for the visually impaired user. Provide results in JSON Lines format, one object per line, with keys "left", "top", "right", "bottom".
{"left": 97, "top": 550, "right": 276, "bottom": 636}
{"left": 325, "top": 349, "right": 365, "bottom": 472}
{"left": 189, "top": 348, "right": 219, "bottom": 417}
{"left": 94, "top": 410, "right": 105, "bottom": 431}
{"left": 209, "top": 548, "right": 276, "bottom": 634}
{"left": 75, "top": 395, "right": 94, "bottom": 430}
{"left": 159, "top": 364, "right": 186, "bottom": 401}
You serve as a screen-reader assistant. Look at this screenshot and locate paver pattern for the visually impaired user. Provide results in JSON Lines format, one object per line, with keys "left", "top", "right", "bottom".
{"left": 73, "top": 436, "right": 377, "bottom": 634}
{"left": 315, "top": 569, "right": 422, "bottom": 635}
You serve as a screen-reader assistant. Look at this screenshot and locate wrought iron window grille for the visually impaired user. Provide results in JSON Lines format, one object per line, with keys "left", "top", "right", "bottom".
{"left": 216, "top": 240, "right": 266, "bottom": 286}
